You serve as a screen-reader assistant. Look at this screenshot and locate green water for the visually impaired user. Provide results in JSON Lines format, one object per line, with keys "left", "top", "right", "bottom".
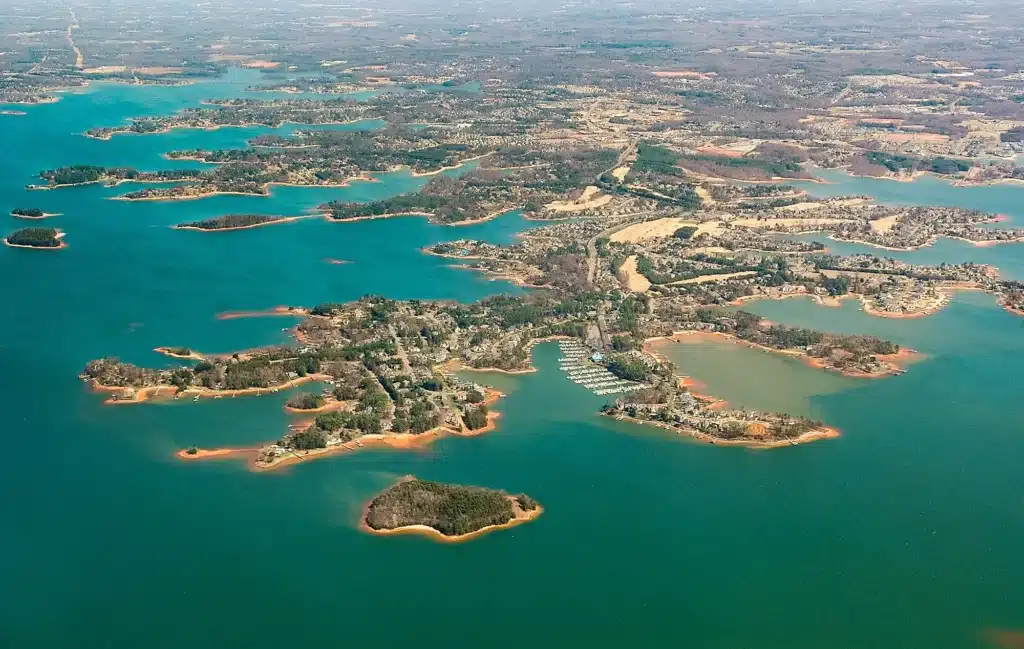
{"left": 651, "top": 337, "right": 859, "bottom": 417}
{"left": 2, "top": 77, "right": 1023, "bottom": 649}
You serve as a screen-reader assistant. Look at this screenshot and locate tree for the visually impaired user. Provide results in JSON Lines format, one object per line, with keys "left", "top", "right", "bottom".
{"left": 673, "top": 225, "right": 698, "bottom": 239}
{"left": 463, "top": 406, "right": 489, "bottom": 430}
{"left": 606, "top": 355, "right": 650, "bottom": 382}
{"left": 291, "top": 427, "right": 327, "bottom": 450}
{"left": 286, "top": 392, "right": 325, "bottom": 410}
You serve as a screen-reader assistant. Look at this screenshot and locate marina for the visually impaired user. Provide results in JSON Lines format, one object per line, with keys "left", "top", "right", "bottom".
{"left": 557, "top": 341, "right": 641, "bottom": 396}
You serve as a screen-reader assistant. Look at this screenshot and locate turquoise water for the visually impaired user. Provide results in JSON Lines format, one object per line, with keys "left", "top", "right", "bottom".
{"left": 783, "top": 168, "right": 1024, "bottom": 280}
{"left": 786, "top": 232, "right": 1024, "bottom": 281}
{"left": 2, "top": 77, "right": 1023, "bottom": 649}
{"left": 797, "top": 167, "right": 1024, "bottom": 225}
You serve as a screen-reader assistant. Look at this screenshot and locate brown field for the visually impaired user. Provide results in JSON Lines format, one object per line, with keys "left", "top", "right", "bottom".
{"left": 610, "top": 218, "right": 723, "bottom": 243}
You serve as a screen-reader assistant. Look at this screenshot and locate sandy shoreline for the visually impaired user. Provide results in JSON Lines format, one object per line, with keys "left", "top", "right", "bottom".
{"left": 3, "top": 231, "right": 67, "bottom": 251}
{"left": 176, "top": 448, "right": 245, "bottom": 460}
{"left": 11, "top": 211, "right": 61, "bottom": 220}
{"left": 282, "top": 397, "right": 348, "bottom": 415}
{"left": 214, "top": 306, "right": 307, "bottom": 320}
{"left": 153, "top": 346, "right": 206, "bottom": 360}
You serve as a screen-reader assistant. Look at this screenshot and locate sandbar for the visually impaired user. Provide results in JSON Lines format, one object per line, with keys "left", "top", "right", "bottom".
{"left": 215, "top": 306, "right": 307, "bottom": 320}
{"left": 176, "top": 448, "right": 242, "bottom": 460}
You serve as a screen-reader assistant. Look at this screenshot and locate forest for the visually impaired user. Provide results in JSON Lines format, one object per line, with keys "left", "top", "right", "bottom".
{"left": 5, "top": 227, "right": 61, "bottom": 247}
{"left": 364, "top": 479, "right": 535, "bottom": 537}
{"left": 175, "top": 214, "right": 285, "bottom": 230}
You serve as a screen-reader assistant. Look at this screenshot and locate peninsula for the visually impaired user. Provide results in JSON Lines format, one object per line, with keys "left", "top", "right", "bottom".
{"left": 362, "top": 478, "right": 541, "bottom": 541}
{"left": 173, "top": 214, "right": 308, "bottom": 231}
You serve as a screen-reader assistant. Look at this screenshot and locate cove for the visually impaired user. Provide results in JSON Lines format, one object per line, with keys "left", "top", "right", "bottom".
{"left": 0, "top": 70, "right": 1022, "bottom": 649}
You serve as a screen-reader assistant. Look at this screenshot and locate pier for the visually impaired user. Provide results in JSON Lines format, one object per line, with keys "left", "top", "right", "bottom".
{"left": 558, "top": 340, "right": 641, "bottom": 396}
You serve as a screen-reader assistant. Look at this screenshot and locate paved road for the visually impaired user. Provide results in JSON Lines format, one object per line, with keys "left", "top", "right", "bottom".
{"left": 586, "top": 211, "right": 662, "bottom": 348}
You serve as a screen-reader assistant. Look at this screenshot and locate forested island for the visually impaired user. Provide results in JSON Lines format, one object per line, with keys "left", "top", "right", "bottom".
{"left": 4, "top": 227, "right": 65, "bottom": 249}
{"left": 173, "top": 214, "right": 301, "bottom": 231}
{"left": 362, "top": 478, "right": 541, "bottom": 541}
{"left": 11, "top": 208, "right": 56, "bottom": 219}
{"left": 32, "top": 165, "right": 201, "bottom": 189}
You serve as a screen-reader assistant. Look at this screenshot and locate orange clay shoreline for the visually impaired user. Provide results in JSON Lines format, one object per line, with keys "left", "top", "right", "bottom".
{"left": 608, "top": 412, "right": 840, "bottom": 449}
{"left": 174, "top": 388, "right": 505, "bottom": 472}
{"left": 641, "top": 341, "right": 739, "bottom": 411}
{"left": 441, "top": 335, "right": 572, "bottom": 375}
{"left": 646, "top": 331, "right": 919, "bottom": 378}
{"left": 359, "top": 497, "right": 542, "bottom": 543}
{"left": 282, "top": 397, "right": 349, "bottom": 415}
{"left": 89, "top": 373, "right": 332, "bottom": 405}
{"left": 1000, "top": 300, "right": 1024, "bottom": 317}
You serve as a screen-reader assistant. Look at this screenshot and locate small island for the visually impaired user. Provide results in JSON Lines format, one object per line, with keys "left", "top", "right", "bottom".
{"left": 362, "top": 478, "right": 542, "bottom": 542}
{"left": 11, "top": 208, "right": 59, "bottom": 219}
{"left": 284, "top": 391, "right": 329, "bottom": 411}
{"left": 153, "top": 346, "right": 204, "bottom": 360}
{"left": 4, "top": 227, "right": 65, "bottom": 249}
{"left": 173, "top": 214, "right": 306, "bottom": 231}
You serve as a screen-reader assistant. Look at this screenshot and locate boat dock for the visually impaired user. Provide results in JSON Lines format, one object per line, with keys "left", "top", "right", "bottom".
{"left": 558, "top": 340, "right": 641, "bottom": 396}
